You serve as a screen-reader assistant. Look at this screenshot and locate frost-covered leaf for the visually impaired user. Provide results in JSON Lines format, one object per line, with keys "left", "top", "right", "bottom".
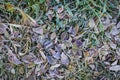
{"left": 89, "top": 64, "right": 95, "bottom": 70}
{"left": 111, "top": 60, "right": 118, "bottom": 66}
{"left": 60, "top": 32, "right": 69, "bottom": 40}
{"left": 109, "top": 41, "right": 116, "bottom": 49}
{"left": 85, "top": 57, "right": 94, "bottom": 64}
{"left": 89, "top": 18, "right": 96, "bottom": 28}
{"left": 116, "top": 48, "right": 120, "bottom": 56}
{"left": 57, "top": 6, "right": 64, "bottom": 14}
{"left": 55, "top": 74, "right": 64, "bottom": 79}
{"left": 5, "top": 3, "right": 15, "bottom": 12}
{"left": 0, "top": 23, "right": 8, "bottom": 34}
{"left": 53, "top": 52, "right": 61, "bottom": 59}
{"left": 76, "top": 40, "right": 82, "bottom": 47}
{"left": 39, "top": 50, "right": 46, "bottom": 60}
{"left": 22, "top": 53, "right": 36, "bottom": 64}
{"left": 110, "top": 27, "right": 119, "bottom": 35}
{"left": 6, "top": 46, "right": 22, "bottom": 65}
{"left": 109, "top": 65, "right": 120, "bottom": 71}
{"left": 44, "top": 40, "right": 53, "bottom": 50}
{"left": 26, "top": 68, "right": 36, "bottom": 80}
{"left": 46, "top": 56, "right": 57, "bottom": 65}
{"left": 74, "top": 24, "right": 79, "bottom": 35}
{"left": 117, "top": 22, "right": 120, "bottom": 29}
{"left": 50, "top": 32, "right": 56, "bottom": 40}
{"left": 88, "top": 18, "right": 99, "bottom": 33}
{"left": 17, "top": 8, "right": 38, "bottom": 26}
{"left": 50, "top": 64, "right": 61, "bottom": 70}
{"left": 61, "top": 52, "right": 69, "bottom": 65}
{"left": 11, "top": 68, "right": 15, "bottom": 74}
{"left": 32, "top": 27, "right": 43, "bottom": 35}
{"left": 34, "top": 58, "right": 43, "bottom": 64}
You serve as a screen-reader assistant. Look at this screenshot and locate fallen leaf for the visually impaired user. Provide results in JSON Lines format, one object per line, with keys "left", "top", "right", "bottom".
{"left": 109, "top": 65, "right": 120, "bottom": 72}
{"left": 84, "top": 51, "right": 90, "bottom": 57}
{"left": 22, "top": 53, "right": 36, "bottom": 64}
{"left": 46, "top": 56, "right": 57, "bottom": 65}
{"left": 55, "top": 0, "right": 60, "bottom": 3}
{"left": 39, "top": 50, "right": 46, "bottom": 60}
{"left": 44, "top": 40, "right": 53, "bottom": 50}
{"left": 117, "top": 22, "right": 120, "bottom": 29}
{"left": 19, "top": 66, "right": 24, "bottom": 74}
{"left": 88, "top": 18, "right": 99, "bottom": 33}
{"left": 53, "top": 52, "right": 61, "bottom": 60}
{"left": 11, "top": 68, "right": 15, "bottom": 74}
{"left": 85, "top": 57, "right": 94, "bottom": 64}
{"left": 50, "top": 64, "right": 61, "bottom": 70}
{"left": 116, "top": 48, "right": 120, "bottom": 56}
{"left": 76, "top": 40, "right": 82, "bottom": 47}
{"left": 111, "top": 60, "right": 118, "bottom": 66}
{"left": 74, "top": 24, "right": 79, "bottom": 35}
{"left": 17, "top": 8, "right": 38, "bottom": 26}
{"left": 50, "top": 32, "right": 56, "bottom": 40}
{"left": 89, "top": 64, "right": 95, "bottom": 70}
{"left": 61, "top": 52, "right": 69, "bottom": 65}
{"left": 89, "top": 18, "right": 96, "bottom": 28}
{"left": 60, "top": 32, "right": 69, "bottom": 40}
{"left": 68, "top": 27, "right": 76, "bottom": 36}
{"left": 34, "top": 58, "right": 43, "bottom": 64}
{"left": 32, "top": 27, "right": 43, "bottom": 35}
{"left": 57, "top": 6, "right": 64, "bottom": 13}
{"left": 109, "top": 41, "right": 116, "bottom": 49}
{"left": 6, "top": 46, "right": 22, "bottom": 65}
{"left": 55, "top": 74, "right": 64, "bottom": 79}
{"left": 110, "top": 27, "right": 119, "bottom": 35}
{"left": 26, "top": 68, "right": 36, "bottom": 80}
{"left": 5, "top": 3, "right": 15, "bottom": 12}
{"left": 0, "top": 23, "right": 8, "bottom": 34}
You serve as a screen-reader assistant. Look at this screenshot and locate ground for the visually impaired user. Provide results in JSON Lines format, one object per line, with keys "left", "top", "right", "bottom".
{"left": 0, "top": 0, "right": 120, "bottom": 80}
